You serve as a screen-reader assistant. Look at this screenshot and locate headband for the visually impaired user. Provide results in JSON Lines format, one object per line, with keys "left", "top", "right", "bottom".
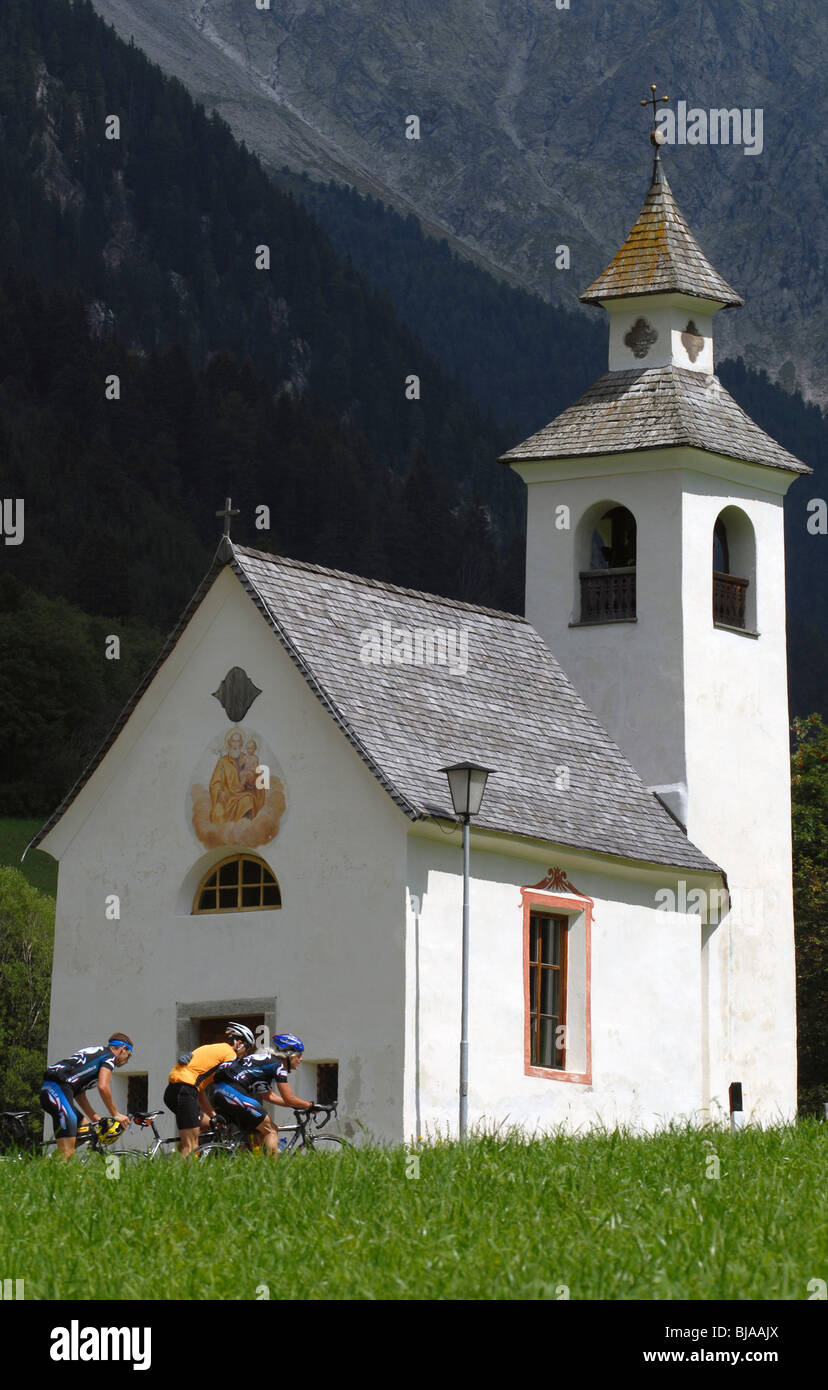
{"left": 109, "top": 1039, "right": 133, "bottom": 1053}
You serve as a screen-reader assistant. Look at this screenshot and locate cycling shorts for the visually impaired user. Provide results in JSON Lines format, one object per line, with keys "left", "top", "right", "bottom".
{"left": 212, "top": 1083, "right": 266, "bottom": 1133}
{"left": 163, "top": 1081, "right": 200, "bottom": 1130}
{"left": 40, "top": 1080, "right": 81, "bottom": 1137}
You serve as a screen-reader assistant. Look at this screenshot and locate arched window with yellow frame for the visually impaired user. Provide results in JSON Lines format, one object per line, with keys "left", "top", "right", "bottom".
{"left": 193, "top": 854, "right": 282, "bottom": 914}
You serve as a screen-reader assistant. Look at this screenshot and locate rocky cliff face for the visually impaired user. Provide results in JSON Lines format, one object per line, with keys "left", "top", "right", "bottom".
{"left": 92, "top": 0, "right": 826, "bottom": 402}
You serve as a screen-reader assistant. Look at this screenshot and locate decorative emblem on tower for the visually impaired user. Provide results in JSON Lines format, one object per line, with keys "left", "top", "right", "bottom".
{"left": 681, "top": 321, "right": 704, "bottom": 363}
{"left": 624, "top": 317, "right": 658, "bottom": 359}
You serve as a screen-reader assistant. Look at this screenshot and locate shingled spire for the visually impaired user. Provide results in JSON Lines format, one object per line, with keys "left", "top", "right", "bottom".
{"left": 500, "top": 148, "right": 807, "bottom": 474}
{"left": 580, "top": 159, "right": 744, "bottom": 309}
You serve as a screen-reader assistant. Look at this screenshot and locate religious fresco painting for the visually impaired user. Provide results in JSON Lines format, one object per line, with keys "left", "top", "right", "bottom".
{"left": 188, "top": 728, "right": 287, "bottom": 848}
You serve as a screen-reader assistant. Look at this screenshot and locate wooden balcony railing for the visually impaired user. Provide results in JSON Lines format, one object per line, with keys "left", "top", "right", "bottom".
{"left": 713, "top": 572, "right": 748, "bottom": 629}
{"left": 579, "top": 567, "right": 636, "bottom": 623}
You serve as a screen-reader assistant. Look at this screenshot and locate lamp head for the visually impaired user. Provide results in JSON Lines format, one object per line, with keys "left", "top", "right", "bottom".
{"left": 439, "top": 762, "right": 493, "bottom": 818}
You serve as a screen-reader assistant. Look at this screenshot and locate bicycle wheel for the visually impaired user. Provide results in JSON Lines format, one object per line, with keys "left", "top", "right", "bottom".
{"left": 112, "top": 1149, "right": 150, "bottom": 1166}
{"left": 191, "top": 1141, "right": 234, "bottom": 1161}
{"left": 74, "top": 1146, "right": 104, "bottom": 1165}
{"left": 298, "top": 1134, "right": 349, "bottom": 1154}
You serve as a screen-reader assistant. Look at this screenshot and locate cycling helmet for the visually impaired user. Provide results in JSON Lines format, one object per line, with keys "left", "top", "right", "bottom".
{"left": 273, "top": 1033, "right": 304, "bottom": 1054}
{"left": 225, "top": 1022, "right": 256, "bottom": 1048}
{"left": 97, "top": 1118, "right": 124, "bottom": 1145}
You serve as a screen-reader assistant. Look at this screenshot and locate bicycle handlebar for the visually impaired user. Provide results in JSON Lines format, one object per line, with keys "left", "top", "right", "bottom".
{"left": 294, "top": 1103, "right": 337, "bottom": 1131}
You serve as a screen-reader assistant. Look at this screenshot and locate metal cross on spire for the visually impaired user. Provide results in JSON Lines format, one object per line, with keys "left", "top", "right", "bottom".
{"left": 641, "top": 82, "right": 669, "bottom": 147}
{"left": 216, "top": 496, "right": 240, "bottom": 539}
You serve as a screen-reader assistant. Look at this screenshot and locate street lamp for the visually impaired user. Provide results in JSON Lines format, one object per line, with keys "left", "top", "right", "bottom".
{"left": 440, "top": 761, "right": 493, "bottom": 1140}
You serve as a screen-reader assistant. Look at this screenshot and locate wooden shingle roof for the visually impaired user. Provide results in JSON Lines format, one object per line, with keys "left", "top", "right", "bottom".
{"left": 231, "top": 548, "right": 722, "bottom": 873}
{"left": 580, "top": 160, "right": 744, "bottom": 308}
{"left": 500, "top": 366, "right": 810, "bottom": 474}
{"left": 27, "top": 545, "right": 722, "bottom": 877}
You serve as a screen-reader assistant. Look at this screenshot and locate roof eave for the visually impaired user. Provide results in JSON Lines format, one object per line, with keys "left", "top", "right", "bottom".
{"left": 499, "top": 437, "right": 808, "bottom": 475}
{"left": 578, "top": 286, "right": 744, "bottom": 309}
{"left": 413, "top": 815, "right": 723, "bottom": 879}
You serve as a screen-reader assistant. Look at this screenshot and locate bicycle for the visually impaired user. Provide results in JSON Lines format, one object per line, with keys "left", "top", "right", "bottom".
{"left": 56, "top": 1116, "right": 147, "bottom": 1165}
{"left": 1, "top": 1107, "right": 112, "bottom": 1160}
{"left": 128, "top": 1110, "right": 180, "bottom": 1159}
{"left": 82, "top": 1110, "right": 192, "bottom": 1162}
{"left": 281, "top": 1103, "right": 349, "bottom": 1155}
{"left": 2, "top": 1109, "right": 157, "bottom": 1164}
{"left": 195, "top": 1103, "right": 348, "bottom": 1158}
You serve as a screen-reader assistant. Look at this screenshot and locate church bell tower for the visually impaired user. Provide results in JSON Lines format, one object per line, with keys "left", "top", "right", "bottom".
{"left": 502, "top": 107, "right": 810, "bottom": 1120}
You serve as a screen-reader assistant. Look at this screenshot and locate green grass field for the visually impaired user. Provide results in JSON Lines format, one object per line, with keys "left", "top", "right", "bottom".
{"left": 1, "top": 1124, "right": 824, "bottom": 1300}
{"left": 0, "top": 818, "right": 57, "bottom": 898}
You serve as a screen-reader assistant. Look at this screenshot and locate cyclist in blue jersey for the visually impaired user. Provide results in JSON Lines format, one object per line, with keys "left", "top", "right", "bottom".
{"left": 40, "top": 1035, "right": 134, "bottom": 1158}
{"left": 212, "top": 1032, "right": 319, "bottom": 1154}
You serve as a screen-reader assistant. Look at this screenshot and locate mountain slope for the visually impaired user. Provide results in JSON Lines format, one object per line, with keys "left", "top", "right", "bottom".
{"left": 0, "top": 0, "right": 520, "bottom": 503}
{"left": 0, "top": 0, "right": 526, "bottom": 632}
{"left": 0, "top": 0, "right": 824, "bottom": 731}
{"left": 280, "top": 173, "right": 826, "bottom": 721}
{"left": 90, "top": 0, "right": 828, "bottom": 404}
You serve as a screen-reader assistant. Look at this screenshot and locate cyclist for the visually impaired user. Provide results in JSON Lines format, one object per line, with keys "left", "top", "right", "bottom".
{"left": 40, "top": 1035, "right": 133, "bottom": 1158}
{"left": 212, "top": 1032, "right": 319, "bottom": 1155}
{"left": 164, "top": 1023, "right": 256, "bottom": 1156}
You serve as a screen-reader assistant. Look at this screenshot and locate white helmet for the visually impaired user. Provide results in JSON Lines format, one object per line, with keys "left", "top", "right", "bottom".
{"left": 225, "top": 1022, "right": 255, "bottom": 1048}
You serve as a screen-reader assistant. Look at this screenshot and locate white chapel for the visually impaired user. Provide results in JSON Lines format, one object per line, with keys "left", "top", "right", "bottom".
{"left": 30, "top": 147, "right": 809, "bottom": 1141}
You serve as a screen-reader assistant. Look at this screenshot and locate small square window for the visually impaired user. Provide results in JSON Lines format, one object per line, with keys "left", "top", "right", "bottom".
{"left": 127, "top": 1074, "right": 148, "bottom": 1115}
{"left": 316, "top": 1064, "right": 338, "bottom": 1106}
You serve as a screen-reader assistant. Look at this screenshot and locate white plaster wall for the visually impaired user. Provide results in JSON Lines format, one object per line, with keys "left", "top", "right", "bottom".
{"left": 404, "top": 835, "right": 708, "bottom": 1139}
{"left": 518, "top": 451, "right": 798, "bottom": 1123}
{"left": 520, "top": 454, "right": 688, "bottom": 794}
{"left": 41, "top": 567, "right": 409, "bottom": 1144}
{"left": 607, "top": 298, "right": 715, "bottom": 374}
{"left": 680, "top": 474, "right": 797, "bottom": 1120}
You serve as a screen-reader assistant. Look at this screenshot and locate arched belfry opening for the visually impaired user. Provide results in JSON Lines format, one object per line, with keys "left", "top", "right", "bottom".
{"left": 712, "top": 506, "right": 756, "bottom": 632}
{"left": 576, "top": 502, "right": 637, "bottom": 623}
{"left": 713, "top": 518, "right": 730, "bottom": 575}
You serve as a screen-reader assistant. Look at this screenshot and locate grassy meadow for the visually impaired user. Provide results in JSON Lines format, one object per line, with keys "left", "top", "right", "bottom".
{"left": 1, "top": 1123, "right": 824, "bottom": 1301}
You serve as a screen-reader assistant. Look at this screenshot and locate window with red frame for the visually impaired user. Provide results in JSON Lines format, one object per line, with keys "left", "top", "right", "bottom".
{"left": 528, "top": 913, "right": 568, "bottom": 1069}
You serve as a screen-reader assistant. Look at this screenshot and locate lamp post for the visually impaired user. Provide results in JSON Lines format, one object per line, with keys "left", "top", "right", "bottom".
{"left": 440, "top": 761, "right": 493, "bottom": 1140}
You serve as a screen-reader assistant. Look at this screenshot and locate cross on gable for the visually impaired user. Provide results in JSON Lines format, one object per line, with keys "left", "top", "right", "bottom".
{"left": 216, "top": 496, "right": 240, "bottom": 539}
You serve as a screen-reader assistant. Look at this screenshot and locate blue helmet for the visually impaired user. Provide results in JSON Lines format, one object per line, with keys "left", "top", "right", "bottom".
{"left": 273, "top": 1033, "right": 304, "bottom": 1054}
